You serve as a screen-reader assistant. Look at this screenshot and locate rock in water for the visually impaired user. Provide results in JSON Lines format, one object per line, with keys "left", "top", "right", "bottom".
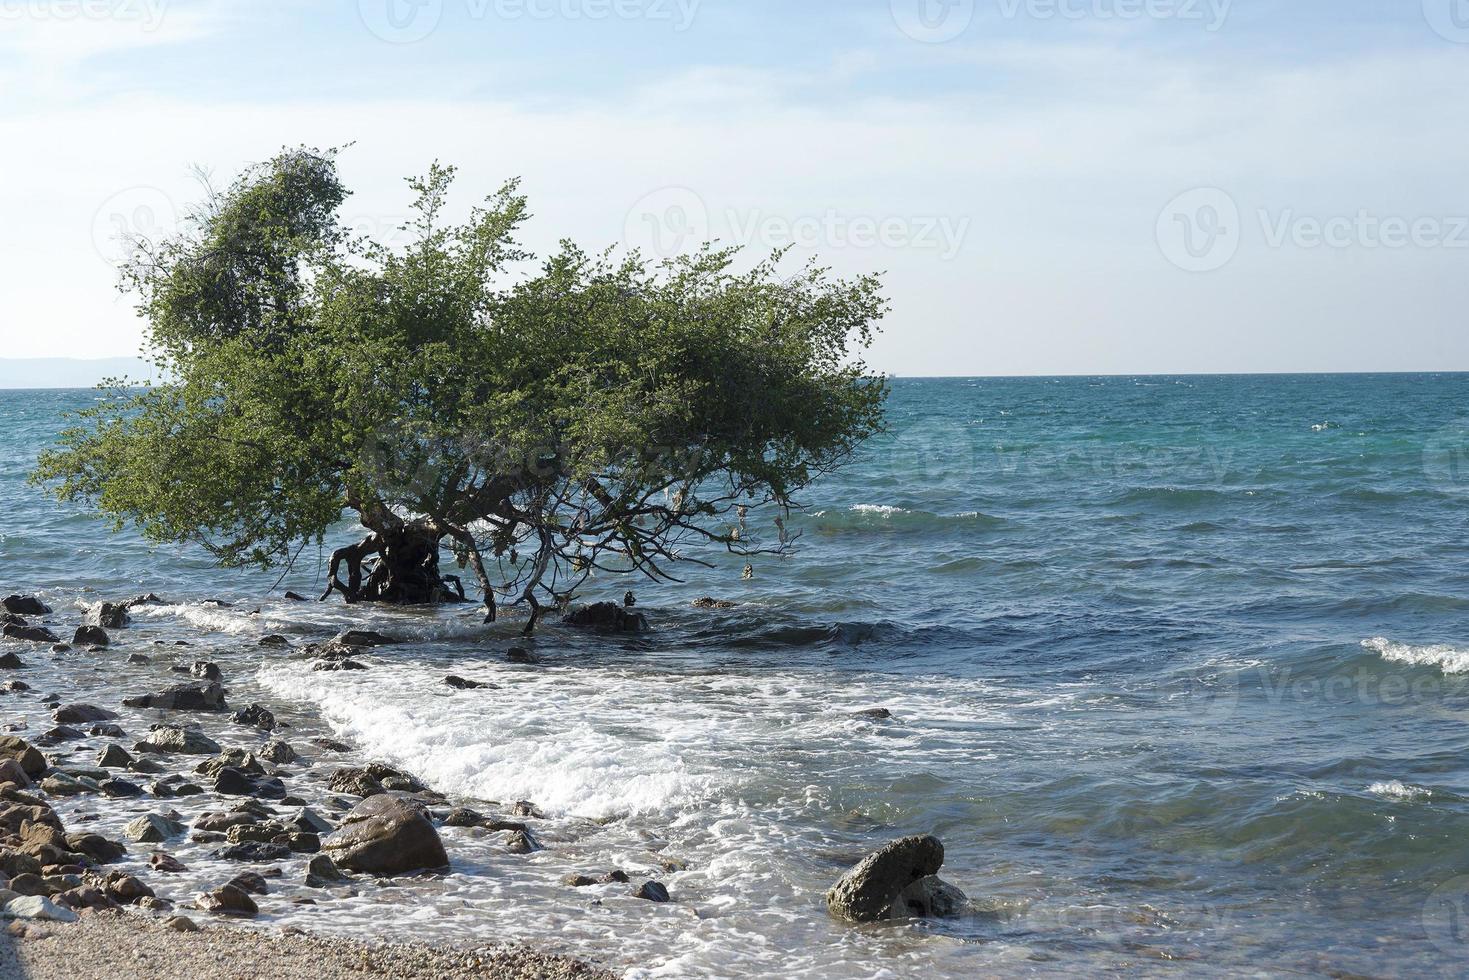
{"left": 633, "top": 881, "right": 671, "bottom": 903}
{"left": 53, "top": 703, "right": 117, "bottom": 724}
{"left": 1, "top": 596, "right": 51, "bottom": 616}
{"left": 232, "top": 703, "right": 276, "bottom": 731}
{"left": 825, "top": 835, "right": 966, "bottom": 923}
{"left": 321, "top": 796, "right": 448, "bottom": 875}
{"left": 335, "top": 630, "right": 398, "bottom": 647}
{"left": 563, "top": 602, "right": 649, "bottom": 632}
{"left": 0, "top": 653, "right": 23, "bottom": 669}
{"left": 123, "top": 681, "right": 227, "bottom": 712}
{"left": 125, "top": 813, "right": 186, "bottom": 843}
{"left": 137, "top": 726, "right": 221, "bottom": 755}
{"left": 72, "top": 626, "right": 109, "bottom": 647}
{"left": 95, "top": 603, "right": 131, "bottom": 628}
{"left": 197, "top": 884, "right": 257, "bottom": 918}
{"left": 1, "top": 625, "right": 59, "bottom": 644}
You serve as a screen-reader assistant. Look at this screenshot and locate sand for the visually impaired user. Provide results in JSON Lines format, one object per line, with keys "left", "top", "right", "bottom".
{"left": 0, "top": 912, "right": 619, "bottom": 980}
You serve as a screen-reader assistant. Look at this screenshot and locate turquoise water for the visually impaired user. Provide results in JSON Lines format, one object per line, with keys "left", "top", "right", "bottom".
{"left": 6, "top": 375, "right": 1469, "bottom": 976}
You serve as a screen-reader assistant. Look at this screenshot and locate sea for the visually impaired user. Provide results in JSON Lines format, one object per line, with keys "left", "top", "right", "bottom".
{"left": 5, "top": 374, "right": 1469, "bottom": 977}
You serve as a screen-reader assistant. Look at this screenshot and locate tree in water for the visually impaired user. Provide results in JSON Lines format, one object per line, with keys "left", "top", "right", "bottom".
{"left": 35, "top": 148, "right": 889, "bottom": 633}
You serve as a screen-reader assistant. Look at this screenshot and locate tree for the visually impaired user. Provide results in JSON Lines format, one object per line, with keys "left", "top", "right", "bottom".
{"left": 34, "top": 147, "right": 889, "bottom": 633}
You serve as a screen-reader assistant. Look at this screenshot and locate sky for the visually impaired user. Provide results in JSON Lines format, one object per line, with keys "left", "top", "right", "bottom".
{"left": 1, "top": 0, "right": 1467, "bottom": 376}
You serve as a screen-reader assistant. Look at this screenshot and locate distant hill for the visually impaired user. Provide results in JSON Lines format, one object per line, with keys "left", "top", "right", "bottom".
{"left": 0, "top": 358, "right": 161, "bottom": 389}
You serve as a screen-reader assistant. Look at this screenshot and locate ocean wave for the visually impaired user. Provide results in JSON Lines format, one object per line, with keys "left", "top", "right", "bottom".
{"left": 1367, "top": 780, "right": 1432, "bottom": 801}
{"left": 1362, "top": 637, "right": 1469, "bottom": 675}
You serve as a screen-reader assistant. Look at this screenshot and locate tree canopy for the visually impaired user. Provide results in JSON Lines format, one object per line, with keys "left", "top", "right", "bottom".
{"left": 35, "top": 147, "right": 889, "bottom": 632}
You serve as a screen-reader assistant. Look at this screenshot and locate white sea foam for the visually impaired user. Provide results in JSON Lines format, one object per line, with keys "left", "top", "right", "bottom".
{"left": 1362, "top": 636, "right": 1469, "bottom": 674}
{"left": 849, "top": 503, "right": 910, "bottom": 516}
{"left": 1367, "top": 780, "right": 1431, "bottom": 801}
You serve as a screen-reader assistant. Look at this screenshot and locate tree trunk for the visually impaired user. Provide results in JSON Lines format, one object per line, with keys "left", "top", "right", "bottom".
{"left": 321, "top": 520, "right": 466, "bottom": 606}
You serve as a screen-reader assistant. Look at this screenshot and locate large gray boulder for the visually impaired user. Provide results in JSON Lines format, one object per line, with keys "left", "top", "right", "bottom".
{"left": 825, "top": 835, "right": 967, "bottom": 923}
{"left": 321, "top": 795, "right": 448, "bottom": 875}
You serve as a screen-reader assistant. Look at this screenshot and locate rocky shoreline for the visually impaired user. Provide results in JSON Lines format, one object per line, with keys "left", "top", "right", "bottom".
{"left": 0, "top": 591, "right": 648, "bottom": 978}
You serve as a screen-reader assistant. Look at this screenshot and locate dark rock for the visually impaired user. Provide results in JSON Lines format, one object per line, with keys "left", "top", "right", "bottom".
{"left": 691, "top": 597, "right": 739, "bottom": 609}
{"left": 442, "top": 807, "right": 484, "bottom": 828}
{"left": 103, "top": 872, "right": 153, "bottom": 902}
{"left": 136, "top": 725, "right": 220, "bottom": 755}
{"left": 313, "top": 659, "right": 368, "bottom": 672}
{"left": 227, "top": 871, "right": 269, "bottom": 895}
{"left": 97, "top": 744, "right": 133, "bottom": 768}
{"left": 304, "top": 854, "right": 348, "bottom": 887}
{"left": 213, "top": 767, "right": 256, "bottom": 796}
{"left": 195, "top": 812, "right": 257, "bottom": 833}
{"left": 258, "top": 739, "right": 297, "bottom": 764}
{"left": 288, "top": 832, "right": 320, "bottom": 853}
{"left": 195, "top": 748, "right": 268, "bottom": 777}
{"left": 216, "top": 842, "right": 291, "bottom": 862}
{"left": 123, "top": 593, "right": 167, "bottom": 609}
{"left": 259, "top": 635, "right": 291, "bottom": 647}
{"left": 232, "top": 703, "right": 276, "bottom": 731}
{"left": 2, "top": 596, "right": 51, "bottom": 616}
{"left": 326, "top": 768, "right": 383, "bottom": 798}
{"left": 66, "top": 834, "right": 125, "bottom": 864}
{"left": 283, "top": 592, "right": 307, "bottom": 602}
{"left": 100, "top": 779, "right": 145, "bottom": 798}
{"left": 321, "top": 795, "right": 448, "bottom": 875}
{"left": 503, "top": 830, "right": 542, "bottom": 854}
{"left": 52, "top": 704, "right": 116, "bottom": 725}
{"left": 600, "top": 869, "right": 630, "bottom": 884}
{"left": 335, "top": 630, "right": 398, "bottom": 647}
{"left": 851, "top": 708, "right": 893, "bottom": 720}
{"left": 444, "top": 675, "right": 496, "bottom": 690}
{"left": 95, "top": 603, "right": 131, "bottom": 629}
{"left": 825, "top": 834, "right": 958, "bottom": 923}
{"left": 198, "top": 883, "right": 257, "bottom": 917}
{"left": 71, "top": 626, "right": 109, "bottom": 648}
{"left": 89, "top": 723, "right": 124, "bottom": 739}
{"left": 890, "top": 875, "right": 968, "bottom": 919}
{"left": 633, "top": 881, "right": 671, "bottom": 903}
{"left": 505, "top": 648, "right": 535, "bottom": 664}
{"left": 311, "top": 737, "right": 351, "bottom": 753}
{"left": 36, "top": 725, "right": 84, "bottom": 745}
{"left": 150, "top": 851, "right": 187, "bottom": 872}
{"left": 2, "top": 624, "right": 60, "bottom": 644}
{"left": 125, "top": 813, "right": 185, "bottom": 843}
{"left": 190, "top": 662, "right": 222, "bottom": 682}
{"left": 126, "top": 654, "right": 151, "bottom": 665}
{"left": 0, "top": 652, "right": 24, "bottom": 669}
{"left": 564, "top": 602, "right": 649, "bottom": 633}
{"left": 123, "top": 682, "right": 227, "bottom": 712}
{"left": 511, "top": 801, "right": 545, "bottom": 819}
{"left": 564, "top": 874, "right": 597, "bottom": 888}
{"left": 291, "top": 808, "right": 333, "bottom": 834}
{"left": 2, "top": 680, "right": 30, "bottom": 692}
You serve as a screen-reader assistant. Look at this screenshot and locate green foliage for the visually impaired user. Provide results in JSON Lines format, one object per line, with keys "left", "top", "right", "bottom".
{"left": 35, "top": 147, "right": 888, "bottom": 615}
